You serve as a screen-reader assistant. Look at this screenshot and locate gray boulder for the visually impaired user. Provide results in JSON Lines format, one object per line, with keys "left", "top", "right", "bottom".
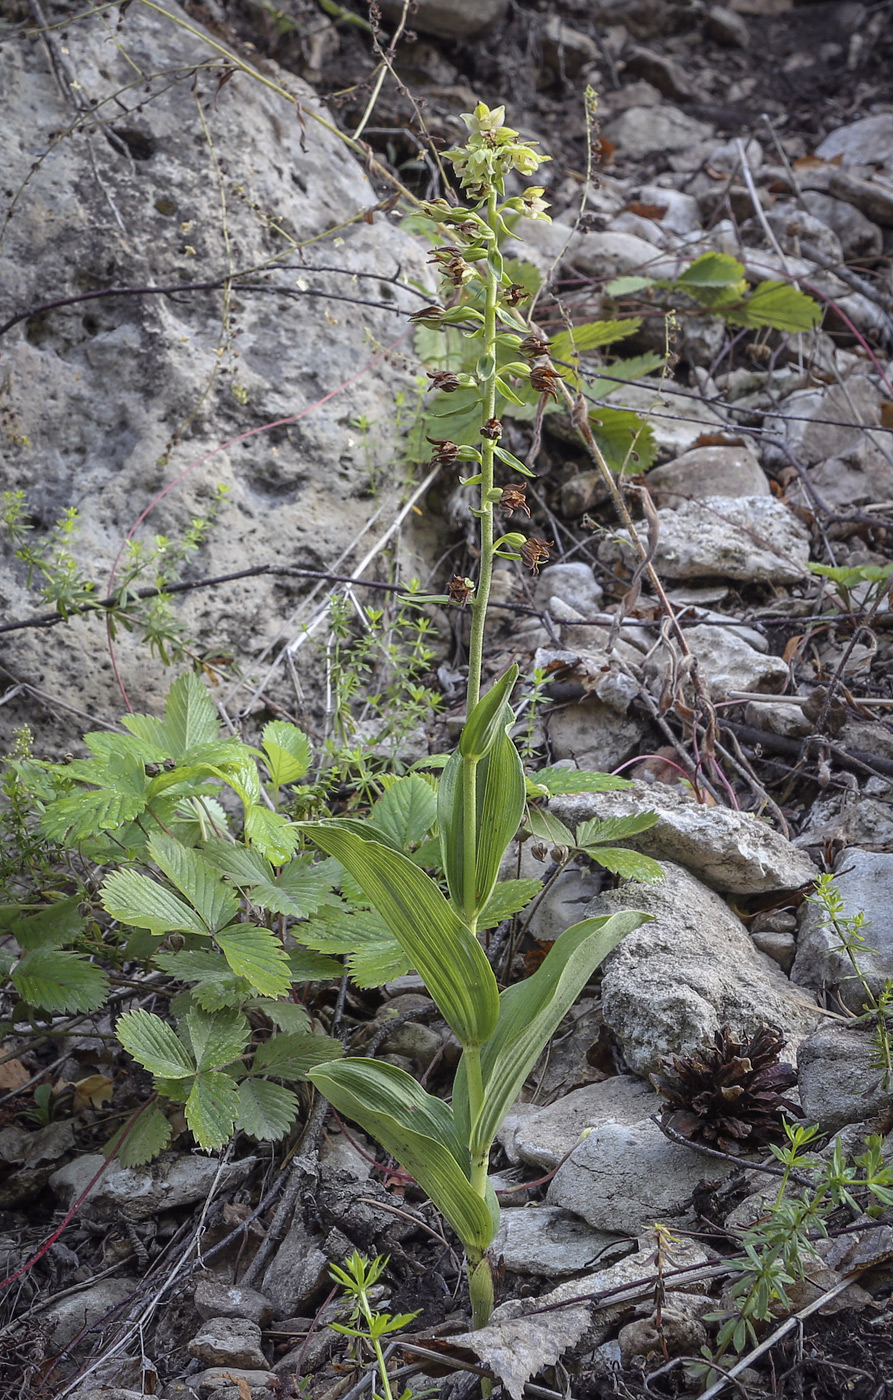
{"left": 1, "top": 0, "right": 433, "bottom": 751}
{"left": 587, "top": 862, "right": 820, "bottom": 1075}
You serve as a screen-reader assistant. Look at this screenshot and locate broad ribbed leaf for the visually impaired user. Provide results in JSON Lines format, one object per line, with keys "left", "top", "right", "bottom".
{"left": 116, "top": 1009, "right": 195, "bottom": 1078}
{"left": 185, "top": 1070, "right": 240, "bottom": 1150}
{"left": 13, "top": 949, "right": 108, "bottom": 1013}
{"left": 237, "top": 1078, "right": 299, "bottom": 1140}
{"left": 439, "top": 729, "right": 526, "bottom": 921}
{"left": 370, "top": 777, "right": 437, "bottom": 850}
{"left": 459, "top": 666, "right": 519, "bottom": 760}
{"left": 455, "top": 911, "right": 650, "bottom": 1151}
{"left": 306, "top": 826, "right": 499, "bottom": 1047}
{"left": 216, "top": 925, "right": 292, "bottom": 997}
{"left": 184, "top": 1006, "right": 249, "bottom": 1071}
{"left": 261, "top": 720, "right": 312, "bottom": 787}
{"left": 148, "top": 835, "right": 239, "bottom": 933}
{"left": 101, "top": 869, "right": 210, "bottom": 936}
{"left": 308, "top": 1058, "right": 496, "bottom": 1252}
{"left": 253, "top": 1030, "right": 343, "bottom": 1080}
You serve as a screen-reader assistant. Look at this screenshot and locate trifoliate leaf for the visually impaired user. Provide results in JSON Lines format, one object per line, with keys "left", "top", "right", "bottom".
{"left": 587, "top": 351, "right": 665, "bottom": 398}
{"left": 148, "top": 834, "right": 240, "bottom": 933}
{"left": 243, "top": 805, "right": 300, "bottom": 863}
{"left": 590, "top": 406, "right": 657, "bottom": 474}
{"left": 529, "top": 767, "right": 634, "bottom": 796}
{"left": 85, "top": 730, "right": 168, "bottom": 765}
{"left": 160, "top": 672, "right": 220, "bottom": 757}
{"left": 478, "top": 879, "right": 543, "bottom": 930}
{"left": 253, "top": 1030, "right": 344, "bottom": 1081}
{"left": 348, "top": 938, "right": 412, "bottom": 989}
{"left": 101, "top": 869, "right": 210, "bottom": 937}
{"left": 575, "top": 812, "right": 660, "bottom": 847}
{"left": 727, "top": 280, "right": 822, "bottom": 332}
{"left": 286, "top": 946, "right": 343, "bottom": 981}
{"left": 245, "top": 999, "right": 311, "bottom": 1032}
{"left": 261, "top": 721, "right": 312, "bottom": 788}
{"left": 369, "top": 777, "right": 437, "bottom": 851}
{"left": 295, "top": 904, "right": 411, "bottom": 987}
{"left": 237, "top": 1078, "right": 299, "bottom": 1141}
{"left": 116, "top": 1009, "right": 195, "bottom": 1078}
{"left": 216, "top": 924, "right": 292, "bottom": 997}
{"left": 185, "top": 1070, "right": 240, "bottom": 1150}
{"left": 584, "top": 846, "right": 664, "bottom": 881}
{"left": 40, "top": 753, "right": 150, "bottom": 841}
{"left": 12, "top": 949, "right": 108, "bottom": 1013}
{"left": 184, "top": 1006, "right": 249, "bottom": 1071}
{"left": 104, "top": 1104, "right": 172, "bottom": 1167}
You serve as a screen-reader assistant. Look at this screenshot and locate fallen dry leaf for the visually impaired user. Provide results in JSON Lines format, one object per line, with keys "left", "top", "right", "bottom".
{"left": 450, "top": 1304, "right": 591, "bottom": 1399}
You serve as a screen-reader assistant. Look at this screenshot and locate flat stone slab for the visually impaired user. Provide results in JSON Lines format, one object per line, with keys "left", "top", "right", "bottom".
{"left": 499, "top": 1078, "right": 659, "bottom": 1170}
{"left": 550, "top": 781, "right": 818, "bottom": 894}
{"left": 494, "top": 1206, "right": 631, "bottom": 1278}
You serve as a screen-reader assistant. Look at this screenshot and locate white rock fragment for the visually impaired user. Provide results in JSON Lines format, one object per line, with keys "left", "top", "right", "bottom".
{"left": 598, "top": 496, "right": 810, "bottom": 582}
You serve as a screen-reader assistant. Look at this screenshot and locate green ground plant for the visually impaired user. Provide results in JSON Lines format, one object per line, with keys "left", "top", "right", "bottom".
{"left": 327, "top": 1251, "right": 424, "bottom": 1400}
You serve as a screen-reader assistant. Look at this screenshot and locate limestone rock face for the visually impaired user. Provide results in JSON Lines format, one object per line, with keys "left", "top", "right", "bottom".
{"left": 1, "top": 0, "right": 432, "bottom": 749}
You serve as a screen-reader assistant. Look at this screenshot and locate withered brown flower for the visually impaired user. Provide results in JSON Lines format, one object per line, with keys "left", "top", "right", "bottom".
{"left": 503, "top": 283, "right": 530, "bottom": 307}
{"left": 519, "top": 536, "right": 553, "bottom": 574}
{"left": 519, "top": 332, "right": 550, "bottom": 359}
{"left": 447, "top": 574, "right": 475, "bottom": 607}
{"left": 530, "top": 365, "right": 564, "bottom": 402}
{"left": 499, "top": 484, "right": 531, "bottom": 516}
{"left": 650, "top": 1025, "right": 803, "bottom": 1156}
{"left": 479, "top": 417, "right": 502, "bottom": 440}
{"left": 426, "top": 370, "right": 461, "bottom": 393}
{"left": 408, "top": 305, "right": 445, "bottom": 328}
{"left": 426, "top": 436, "right": 460, "bottom": 467}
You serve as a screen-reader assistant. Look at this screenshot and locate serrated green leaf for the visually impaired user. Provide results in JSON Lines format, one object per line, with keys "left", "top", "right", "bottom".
{"left": 530, "top": 767, "right": 634, "bottom": 796}
{"left": 101, "top": 869, "right": 210, "bottom": 936}
{"left": 116, "top": 1009, "right": 195, "bottom": 1078}
{"left": 590, "top": 406, "right": 657, "bottom": 474}
{"left": 105, "top": 1104, "right": 172, "bottom": 1167}
{"left": 551, "top": 319, "right": 640, "bottom": 362}
{"left": 348, "top": 938, "right": 412, "bottom": 989}
{"left": 253, "top": 1030, "right": 343, "bottom": 1080}
{"left": 161, "top": 672, "right": 220, "bottom": 757}
{"left": 148, "top": 834, "right": 239, "bottom": 933}
{"left": 305, "top": 825, "right": 499, "bottom": 1047}
{"left": 261, "top": 721, "right": 312, "bottom": 788}
{"left": 587, "top": 351, "right": 665, "bottom": 398}
{"left": 477, "top": 879, "right": 542, "bottom": 930}
{"left": 369, "top": 777, "right": 437, "bottom": 851}
{"left": 12, "top": 948, "right": 108, "bottom": 1013}
{"left": 454, "top": 911, "right": 650, "bottom": 1152}
{"left": 11, "top": 897, "right": 85, "bottom": 951}
{"left": 85, "top": 730, "right": 168, "bottom": 765}
{"left": 585, "top": 846, "right": 665, "bottom": 881}
{"left": 184, "top": 1006, "right": 249, "bottom": 1071}
{"left": 40, "top": 765, "right": 149, "bottom": 842}
{"left": 244, "top": 805, "right": 300, "bottom": 863}
{"left": 605, "top": 275, "right": 657, "bottom": 296}
{"left": 185, "top": 1070, "right": 240, "bottom": 1150}
{"left": 308, "top": 1058, "right": 496, "bottom": 1252}
{"left": 237, "top": 1078, "right": 299, "bottom": 1141}
{"left": 245, "top": 998, "right": 311, "bottom": 1032}
{"left": 216, "top": 924, "right": 292, "bottom": 996}
{"left": 286, "top": 945, "right": 344, "bottom": 981}
{"left": 575, "top": 813, "right": 659, "bottom": 847}
{"left": 524, "top": 806, "right": 575, "bottom": 847}
{"left": 728, "top": 280, "right": 822, "bottom": 332}
{"left": 676, "top": 251, "right": 746, "bottom": 291}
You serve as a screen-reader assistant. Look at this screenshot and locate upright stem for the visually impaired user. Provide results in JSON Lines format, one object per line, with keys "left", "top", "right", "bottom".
{"left": 465, "top": 188, "right": 500, "bottom": 715}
